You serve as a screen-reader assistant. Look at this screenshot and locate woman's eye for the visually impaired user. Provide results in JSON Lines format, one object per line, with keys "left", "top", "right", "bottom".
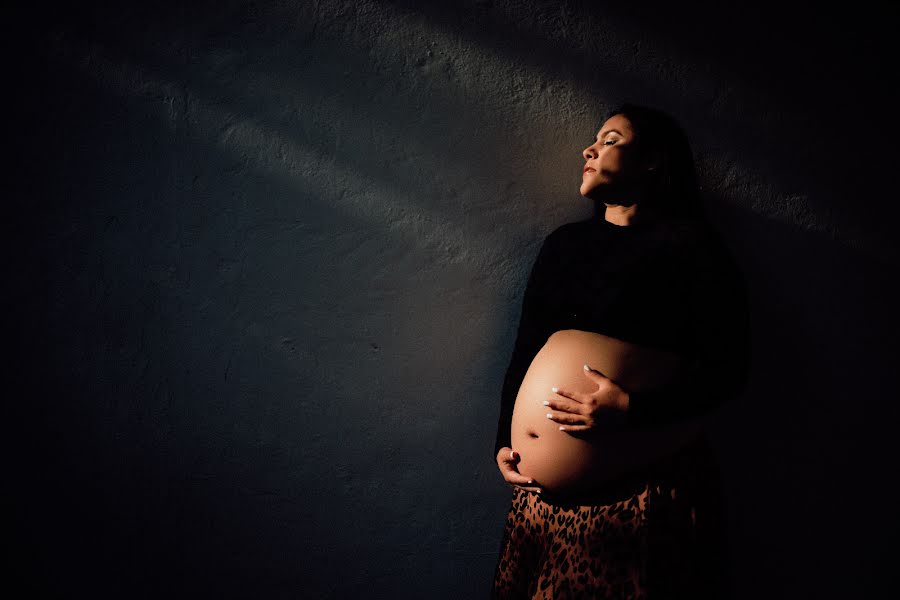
{"left": 603, "top": 140, "right": 616, "bottom": 146}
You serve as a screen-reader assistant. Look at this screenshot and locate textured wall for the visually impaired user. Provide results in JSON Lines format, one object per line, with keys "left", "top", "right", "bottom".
{"left": 12, "top": 0, "right": 899, "bottom": 597}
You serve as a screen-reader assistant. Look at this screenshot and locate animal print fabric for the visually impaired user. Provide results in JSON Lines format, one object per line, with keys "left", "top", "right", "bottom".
{"left": 490, "top": 436, "right": 728, "bottom": 599}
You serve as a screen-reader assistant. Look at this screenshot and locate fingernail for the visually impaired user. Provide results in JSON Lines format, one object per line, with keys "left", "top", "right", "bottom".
{"left": 536, "top": 488, "right": 542, "bottom": 494}
{"left": 527, "top": 479, "right": 533, "bottom": 484}
{"left": 542, "top": 400, "right": 550, "bottom": 406}
{"left": 583, "top": 363, "right": 590, "bottom": 371}
{"left": 509, "top": 450, "right": 514, "bottom": 459}
{"left": 551, "top": 387, "right": 558, "bottom": 393}
{"left": 546, "top": 413, "right": 553, "bottom": 419}
{"left": 559, "top": 426, "right": 566, "bottom": 431}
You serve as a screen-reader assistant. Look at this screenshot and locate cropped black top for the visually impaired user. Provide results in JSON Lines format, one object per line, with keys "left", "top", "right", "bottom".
{"left": 493, "top": 214, "right": 751, "bottom": 458}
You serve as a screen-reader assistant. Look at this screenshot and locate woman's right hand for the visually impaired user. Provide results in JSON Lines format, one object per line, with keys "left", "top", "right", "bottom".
{"left": 496, "top": 447, "right": 542, "bottom": 494}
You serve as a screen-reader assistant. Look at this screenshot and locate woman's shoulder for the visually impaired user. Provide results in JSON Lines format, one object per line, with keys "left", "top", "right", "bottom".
{"left": 542, "top": 219, "right": 587, "bottom": 248}
{"left": 553, "top": 218, "right": 590, "bottom": 235}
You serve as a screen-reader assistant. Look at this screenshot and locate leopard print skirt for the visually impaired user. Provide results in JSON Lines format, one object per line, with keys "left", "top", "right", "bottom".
{"left": 490, "top": 435, "right": 728, "bottom": 599}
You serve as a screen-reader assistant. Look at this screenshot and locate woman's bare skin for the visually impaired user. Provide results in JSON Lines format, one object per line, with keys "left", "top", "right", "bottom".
{"left": 500, "top": 329, "right": 703, "bottom": 496}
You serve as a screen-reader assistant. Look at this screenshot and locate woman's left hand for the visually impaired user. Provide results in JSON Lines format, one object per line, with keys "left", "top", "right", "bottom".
{"left": 544, "top": 363, "right": 630, "bottom": 435}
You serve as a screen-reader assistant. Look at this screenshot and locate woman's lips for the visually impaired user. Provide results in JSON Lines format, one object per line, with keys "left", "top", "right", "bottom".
{"left": 583, "top": 167, "right": 596, "bottom": 174}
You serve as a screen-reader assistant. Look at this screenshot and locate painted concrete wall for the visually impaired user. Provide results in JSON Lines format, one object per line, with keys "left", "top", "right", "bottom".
{"left": 12, "top": 0, "right": 898, "bottom": 597}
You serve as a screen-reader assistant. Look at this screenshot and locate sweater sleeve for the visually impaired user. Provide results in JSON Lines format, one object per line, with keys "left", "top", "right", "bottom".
{"left": 493, "top": 230, "right": 562, "bottom": 459}
{"left": 623, "top": 231, "right": 752, "bottom": 428}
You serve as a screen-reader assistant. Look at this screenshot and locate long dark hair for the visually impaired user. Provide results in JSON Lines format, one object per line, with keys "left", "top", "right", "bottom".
{"left": 600, "top": 102, "right": 706, "bottom": 221}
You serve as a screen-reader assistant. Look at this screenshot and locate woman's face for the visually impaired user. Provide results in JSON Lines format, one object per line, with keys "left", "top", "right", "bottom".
{"left": 579, "top": 114, "right": 654, "bottom": 201}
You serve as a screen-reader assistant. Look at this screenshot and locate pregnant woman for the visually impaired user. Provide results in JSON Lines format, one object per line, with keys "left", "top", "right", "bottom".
{"left": 490, "top": 103, "right": 751, "bottom": 599}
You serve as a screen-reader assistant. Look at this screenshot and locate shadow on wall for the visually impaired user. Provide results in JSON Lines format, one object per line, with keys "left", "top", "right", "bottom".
{"left": 705, "top": 196, "right": 900, "bottom": 599}
{"left": 377, "top": 0, "right": 900, "bottom": 259}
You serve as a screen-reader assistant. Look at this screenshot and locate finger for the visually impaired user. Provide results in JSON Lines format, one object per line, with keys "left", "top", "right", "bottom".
{"left": 543, "top": 396, "right": 585, "bottom": 415}
{"left": 582, "top": 363, "right": 609, "bottom": 381}
{"left": 559, "top": 416, "right": 622, "bottom": 434}
{"left": 557, "top": 423, "right": 590, "bottom": 433}
{"left": 512, "top": 483, "right": 544, "bottom": 495}
{"left": 503, "top": 469, "right": 543, "bottom": 492}
{"left": 504, "top": 470, "right": 538, "bottom": 486}
{"left": 500, "top": 459, "right": 542, "bottom": 486}
{"left": 545, "top": 409, "right": 587, "bottom": 425}
{"left": 550, "top": 385, "right": 584, "bottom": 404}
{"left": 508, "top": 477, "right": 543, "bottom": 493}
{"left": 500, "top": 448, "right": 520, "bottom": 464}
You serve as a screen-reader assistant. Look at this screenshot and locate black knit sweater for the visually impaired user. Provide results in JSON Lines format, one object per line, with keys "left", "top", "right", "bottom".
{"left": 493, "top": 214, "right": 751, "bottom": 459}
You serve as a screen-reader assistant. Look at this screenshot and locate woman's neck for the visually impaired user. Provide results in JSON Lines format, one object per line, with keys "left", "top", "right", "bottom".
{"left": 603, "top": 204, "right": 640, "bottom": 226}
{"left": 603, "top": 203, "right": 665, "bottom": 227}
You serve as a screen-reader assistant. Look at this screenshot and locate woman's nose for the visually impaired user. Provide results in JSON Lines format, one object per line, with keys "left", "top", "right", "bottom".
{"left": 583, "top": 145, "right": 596, "bottom": 160}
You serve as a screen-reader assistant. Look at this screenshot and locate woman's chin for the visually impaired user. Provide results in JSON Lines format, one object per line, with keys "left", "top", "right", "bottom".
{"left": 580, "top": 181, "right": 610, "bottom": 199}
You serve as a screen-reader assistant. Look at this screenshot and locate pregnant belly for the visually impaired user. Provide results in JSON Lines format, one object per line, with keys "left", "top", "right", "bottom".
{"left": 510, "top": 329, "right": 703, "bottom": 495}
